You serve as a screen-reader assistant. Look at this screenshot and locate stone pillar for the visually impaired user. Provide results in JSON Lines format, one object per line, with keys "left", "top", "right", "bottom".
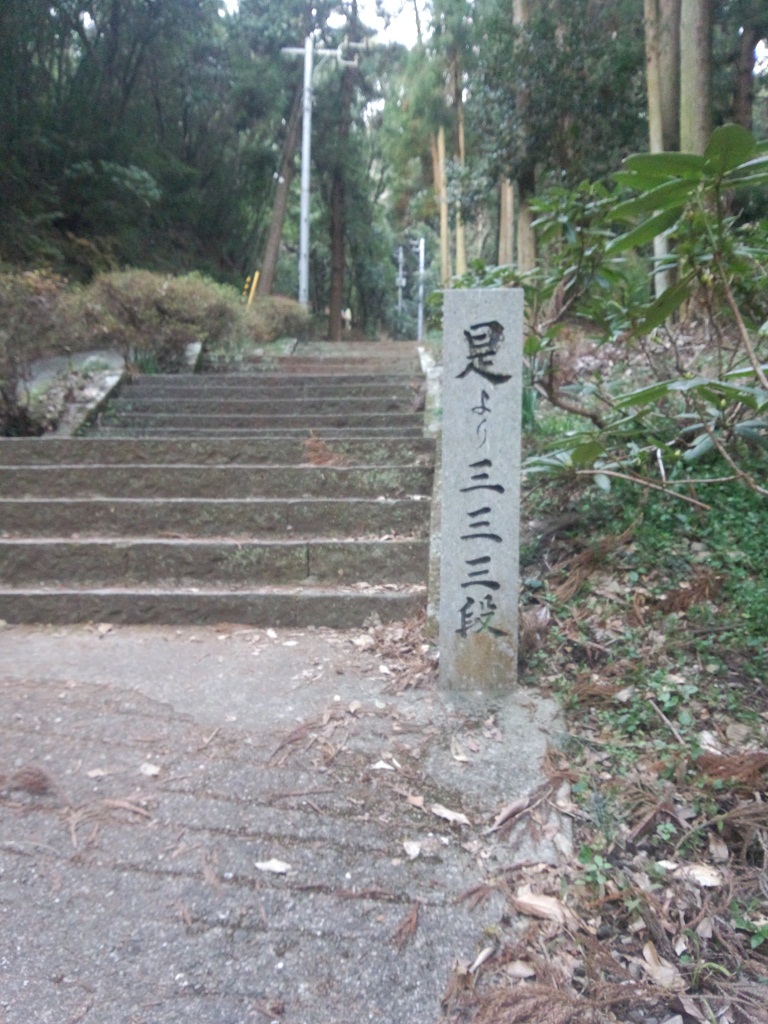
{"left": 439, "top": 289, "right": 524, "bottom": 690}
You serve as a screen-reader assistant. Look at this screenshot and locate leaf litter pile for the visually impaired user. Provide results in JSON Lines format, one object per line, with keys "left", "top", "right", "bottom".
{"left": 441, "top": 482, "right": 768, "bottom": 1024}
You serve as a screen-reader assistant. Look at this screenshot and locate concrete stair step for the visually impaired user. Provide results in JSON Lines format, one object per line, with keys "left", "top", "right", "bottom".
{"left": 128, "top": 374, "right": 415, "bottom": 394}
{"left": 236, "top": 359, "right": 418, "bottom": 375}
{"left": 98, "top": 412, "right": 424, "bottom": 431}
{"left": 0, "top": 437, "right": 434, "bottom": 466}
{"left": 2, "top": 342, "right": 434, "bottom": 628}
{"left": 0, "top": 584, "right": 426, "bottom": 628}
{"left": 1, "top": 464, "right": 432, "bottom": 499}
{"left": 92, "top": 425, "right": 426, "bottom": 439}
{"left": 108, "top": 397, "right": 415, "bottom": 416}
{"left": 0, "top": 497, "right": 429, "bottom": 538}
{"left": 0, "top": 537, "right": 428, "bottom": 585}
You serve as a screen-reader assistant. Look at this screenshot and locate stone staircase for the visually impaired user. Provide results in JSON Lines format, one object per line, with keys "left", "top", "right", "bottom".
{"left": 0, "top": 341, "right": 435, "bottom": 627}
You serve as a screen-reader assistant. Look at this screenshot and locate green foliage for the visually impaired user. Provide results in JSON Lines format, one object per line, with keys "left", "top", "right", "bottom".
{"left": 0, "top": 270, "right": 68, "bottom": 434}
{"left": 0, "top": 267, "right": 313, "bottom": 434}
{"left": 520, "top": 127, "right": 768, "bottom": 503}
{"left": 67, "top": 271, "right": 244, "bottom": 372}
{"left": 473, "top": 0, "right": 647, "bottom": 186}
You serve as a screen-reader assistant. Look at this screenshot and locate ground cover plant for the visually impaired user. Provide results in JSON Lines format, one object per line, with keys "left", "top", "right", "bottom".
{"left": 438, "top": 443, "right": 768, "bottom": 1024}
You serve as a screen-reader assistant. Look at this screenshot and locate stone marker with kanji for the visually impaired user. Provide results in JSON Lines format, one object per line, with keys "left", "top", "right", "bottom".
{"left": 439, "top": 288, "right": 524, "bottom": 689}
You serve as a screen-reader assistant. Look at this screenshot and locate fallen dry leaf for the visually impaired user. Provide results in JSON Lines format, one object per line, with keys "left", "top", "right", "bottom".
{"left": 641, "top": 941, "right": 686, "bottom": 991}
{"left": 450, "top": 736, "right": 470, "bottom": 764}
{"left": 468, "top": 946, "right": 495, "bottom": 974}
{"left": 391, "top": 901, "right": 420, "bottom": 950}
{"left": 431, "top": 803, "right": 471, "bottom": 826}
{"left": 254, "top": 858, "right": 291, "bottom": 874}
{"left": 511, "top": 886, "right": 579, "bottom": 930}
{"left": 673, "top": 863, "right": 724, "bottom": 887}
{"left": 504, "top": 960, "right": 537, "bottom": 980}
{"left": 485, "top": 795, "right": 532, "bottom": 835}
{"left": 707, "top": 833, "right": 729, "bottom": 863}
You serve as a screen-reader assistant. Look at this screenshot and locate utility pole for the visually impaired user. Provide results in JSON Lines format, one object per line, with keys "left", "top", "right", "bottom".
{"left": 396, "top": 246, "right": 405, "bottom": 312}
{"left": 411, "top": 237, "right": 425, "bottom": 342}
{"left": 281, "top": 35, "right": 362, "bottom": 308}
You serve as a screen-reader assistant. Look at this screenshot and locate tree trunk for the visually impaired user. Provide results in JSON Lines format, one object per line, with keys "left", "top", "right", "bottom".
{"left": 517, "top": 168, "right": 536, "bottom": 275}
{"left": 733, "top": 24, "right": 760, "bottom": 131}
{"left": 679, "top": 0, "right": 712, "bottom": 154}
{"left": 498, "top": 178, "right": 514, "bottom": 266}
{"left": 454, "top": 95, "right": 467, "bottom": 276}
{"left": 327, "top": 29, "right": 357, "bottom": 340}
{"left": 513, "top": 0, "right": 536, "bottom": 273}
{"left": 645, "top": 0, "right": 680, "bottom": 153}
{"left": 432, "top": 126, "right": 451, "bottom": 285}
{"left": 658, "top": 0, "right": 680, "bottom": 149}
{"left": 328, "top": 164, "right": 346, "bottom": 340}
{"left": 644, "top": 0, "right": 680, "bottom": 296}
{"left": 256, "top": 87, "right": 302, "bottom": 296}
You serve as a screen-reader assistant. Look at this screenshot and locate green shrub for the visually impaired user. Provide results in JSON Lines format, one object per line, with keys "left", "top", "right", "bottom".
{"left": 67, "top": 270, "right": 244, "bottom": 372}
{"left": 0, "top": 267, "right": 313, "bottom": 433}
{"left": 0, "top": 270, "right": 68, "bottom": 434}
{"left": 244, "top": 294, "right": 312, "bottom": 345}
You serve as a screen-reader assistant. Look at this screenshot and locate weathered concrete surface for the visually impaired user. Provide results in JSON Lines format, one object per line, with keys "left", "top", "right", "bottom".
{"left": 0, "top": 497, "right": 431, "bottom": 539}
{"left": 0, "top": 464, "right": 433, "bottom": 500}
{"left": 0, "top": 341, "right": 435, "bottom": 627}
{"left": 99, "top": 412, "right": 425, "bottom": 432}
{"left": 0, "top": 537, "right": 429, "bottom": 585}
{"left": 0, "top": 623, "right": 568, "bottom": 1024}
{"left": 0, "top": 438, "right": 435, "bottom": 464}
{"left": 0, "top": 585, "right": 428, "bottom": 628}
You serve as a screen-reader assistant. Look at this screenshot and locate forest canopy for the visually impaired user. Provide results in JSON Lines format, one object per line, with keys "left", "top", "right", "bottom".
{"left": 0, "top": 1, "right": 766, "bottom": 335}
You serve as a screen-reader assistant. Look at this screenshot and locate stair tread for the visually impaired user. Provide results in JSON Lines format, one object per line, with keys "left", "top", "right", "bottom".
{"left": 2, "top": 345, "right": 433, "bottom": 625}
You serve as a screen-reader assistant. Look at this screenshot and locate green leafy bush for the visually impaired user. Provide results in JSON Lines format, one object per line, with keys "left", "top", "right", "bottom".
{"left": 244, "top": 294, "right": 311, "bottom": 345}
{"left": 0, "top": 270, "right": 68, "bottom": 434}
{"left": 0, "top": 267, "right": 312, "bottom": 433}
{"left": 66, "top": 270, "right": 244, "bottom": 372}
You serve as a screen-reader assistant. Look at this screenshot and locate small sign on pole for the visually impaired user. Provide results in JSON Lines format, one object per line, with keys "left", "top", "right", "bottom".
{"left": 438, "top": 288, "right": 524, "bottom": 689}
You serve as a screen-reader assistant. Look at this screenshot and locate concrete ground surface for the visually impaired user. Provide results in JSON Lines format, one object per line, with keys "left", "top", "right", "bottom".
{"left": 0, "top": 622, "right": 567, "bottom": 1024}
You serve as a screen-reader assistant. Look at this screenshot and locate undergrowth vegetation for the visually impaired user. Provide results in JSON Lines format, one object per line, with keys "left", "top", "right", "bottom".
{"left": 443, "top": 429, "right": 768, "bottom": 1024}
{"left": 442, "top": 126, "right": 768, "bottom": 1024}
{"left": 0, "top": 269, "right": 310, "bottom": 435}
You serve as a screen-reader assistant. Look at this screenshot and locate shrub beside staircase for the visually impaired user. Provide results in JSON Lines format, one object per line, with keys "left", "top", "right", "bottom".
{"left": 0, "top": 342, "right": 435, "bottom": 627}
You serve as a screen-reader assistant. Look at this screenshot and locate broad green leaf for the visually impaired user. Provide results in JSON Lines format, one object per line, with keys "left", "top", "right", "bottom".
{"left": 606, "top": 208, "right": 681, "bottom": 254}
{"left": 734, "top": 420, "right": 768, "bottom": 446}
{"left": 723, "top": 362, "right": 768, "bottom": 378}
{"left": 631, "top": 280, "right": 692, "bottom": 333}
{"left": 704, "top": 123, "right": 756, "bottom": 175}
{"left": 615, "top": 379, "right": 676, "bottom": 408}
{"left": 614, "top": 170, "right": 671, "bottom": 191}
{"left": 570, "top": 439, "right": 605, "bottom": 468}
{"left": 682, "top": 433, "right": 715, "bottom": 463}
{"left": 611, "top": 179, "right": 697, "bottom": 220}
{"left": 623, "top": 152, "right": 706, "bottom": 180}
{"left": 594, "top": 473, "right": 612, "bottom": 492}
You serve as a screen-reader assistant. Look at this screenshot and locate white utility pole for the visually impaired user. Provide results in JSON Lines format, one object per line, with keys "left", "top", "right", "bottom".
{"left": 417, "top": 237, "right": 425, "bottom": 342}
{"left": 282, "top": 35, "right": 361, "bottom": 308}
{"left": 396, "top": 245, "right": 405, "bottom": 312}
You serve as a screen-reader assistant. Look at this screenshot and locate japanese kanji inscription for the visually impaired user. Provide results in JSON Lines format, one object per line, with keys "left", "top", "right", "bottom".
{"left": 439, "top": 289, "right": 524, "bottom": 689}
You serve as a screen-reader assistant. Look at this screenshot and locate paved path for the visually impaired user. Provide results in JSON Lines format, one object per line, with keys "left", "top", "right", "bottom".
{"left": 0, "top": 623, "right": 565, "bottom": 1024}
